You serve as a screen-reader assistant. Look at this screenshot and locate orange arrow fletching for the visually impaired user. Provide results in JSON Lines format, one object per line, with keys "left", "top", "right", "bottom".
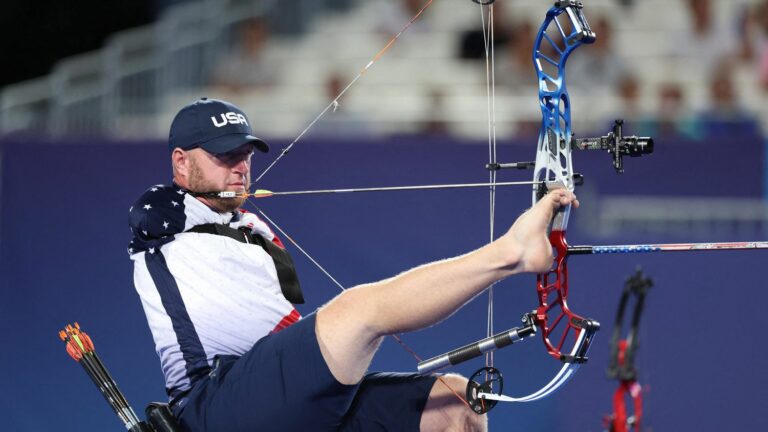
{"left": 66, "top": 341, "right": 83, "bottom": 361}
{"left": 81, "top": 332, "right": 95, "bottom": 352}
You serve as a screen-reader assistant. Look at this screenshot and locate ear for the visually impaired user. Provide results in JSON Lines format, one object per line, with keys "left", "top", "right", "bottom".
{"left": 171, "top": 148, "right": 191, "bottom": 182}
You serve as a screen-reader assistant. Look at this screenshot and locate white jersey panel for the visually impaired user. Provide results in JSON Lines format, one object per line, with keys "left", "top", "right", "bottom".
{"left": 132, "top": 232, "right": 296, "bottom": 393}
{"left": 132, "top": 251, "right": 194, "bottom": 392}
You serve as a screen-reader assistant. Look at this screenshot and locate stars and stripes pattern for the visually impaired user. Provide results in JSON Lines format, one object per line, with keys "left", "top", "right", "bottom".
{"left": 128, "top": 184, "right": 189, "bottom": 255}
{"left": 128, "top": 183, "right": 278, "bottom": 255}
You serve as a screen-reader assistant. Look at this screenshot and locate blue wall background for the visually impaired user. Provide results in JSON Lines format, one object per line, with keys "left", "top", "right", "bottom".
{"left": 1, "top": 133, "right": 766, "bottom": 431}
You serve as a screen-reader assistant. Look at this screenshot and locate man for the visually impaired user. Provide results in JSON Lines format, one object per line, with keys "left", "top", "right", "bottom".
{"left": 129, "top": 98, "right": 578, "bottom": 431}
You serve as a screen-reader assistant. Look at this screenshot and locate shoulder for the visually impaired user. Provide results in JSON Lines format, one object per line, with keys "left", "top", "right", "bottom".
{"left": 129, "top": 184, "right": 189, "bottom": 242}
{"left": 235, "top": 209, "right": 286, "bottom": 247}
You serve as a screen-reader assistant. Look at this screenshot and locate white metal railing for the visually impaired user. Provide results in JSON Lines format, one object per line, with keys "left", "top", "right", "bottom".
{"left": 0, "top": 0, "right": 352, "bottom": 137}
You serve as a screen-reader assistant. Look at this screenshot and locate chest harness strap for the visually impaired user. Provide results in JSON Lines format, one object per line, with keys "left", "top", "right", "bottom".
{"left": 187, "top": 224, "right": 305, "bottom": 304}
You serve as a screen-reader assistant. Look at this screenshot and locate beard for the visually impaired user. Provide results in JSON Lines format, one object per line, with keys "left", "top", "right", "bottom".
{"left": 188, "top": 158, "right": 248, "bottom": 213}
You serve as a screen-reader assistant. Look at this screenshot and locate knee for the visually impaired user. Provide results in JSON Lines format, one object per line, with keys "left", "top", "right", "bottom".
{"left": 421, "top": 374, "right": 487, "bottom": 432}
{"left": 319, "top": 284, "right": 385, "bottom": 337}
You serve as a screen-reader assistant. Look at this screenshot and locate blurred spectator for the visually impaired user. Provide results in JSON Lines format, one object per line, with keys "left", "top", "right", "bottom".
{"left": 641, "top": 82, "right": 701, "bottom": 139}
{"left": 616, "top": 0, "right": 636, "bottom": 8}
{"left": 495, "top": 21, "right": 537, "bottom": 91}
{"left": 419, "top": 88, "right": 451, "bottom": 135}
{"left": 311, "top": 72, "right": 372, "bottom": 137}
{"left": 671, "top": 0, "right": 738, "bottom": 77}
{"left": 697, "top": 63, "right": 759, "bottom": 136}
{"left": 594, "top": 75, "right": 696, "bottom": 139}
{"left": 738, "top": 2, "right": 756, "bottom": 61}
{"left": 655, "top": 83, "right": 694, "bottom": 136}
{"left": 457, "top": 2, "right": 512, "bottom": 60}
{"left": 596, "top": 74, "right": 645, "bottom": 136}
{"left": 212, "top": 17, "right": 278, "bottom": 94}
{"left": 616, "top": 74, "right": 642, "bottom": 120}
{"left": 741, "top": 0, "right": 768, "bottom": 90}
{"left": 617, "top": 74, "right": 640, "bottom": 118}
{"left": 567, "top": 16, "right": 626, "bottom": 90}
{"left": 512, "top": 117, "right": 541, "bottom": 139}
{"left": 762, "top": 48, "right": 768, "bottom": 92}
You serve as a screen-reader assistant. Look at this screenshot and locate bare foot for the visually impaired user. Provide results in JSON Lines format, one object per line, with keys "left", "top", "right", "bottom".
{"left": 501, "top": 190, "right": 579, "bottom": 273}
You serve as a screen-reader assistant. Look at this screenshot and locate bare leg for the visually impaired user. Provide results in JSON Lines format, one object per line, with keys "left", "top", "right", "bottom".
{"left": 419, "top": 374, "right": 487, "bottom": 432}
{"left": 316, "top": 190, "right": 578, "bottom": 384}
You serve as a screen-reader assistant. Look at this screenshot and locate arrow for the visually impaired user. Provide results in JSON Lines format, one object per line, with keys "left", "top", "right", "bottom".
{"left": 569, "top": 241, "right": 768, "bottom": 255}
{"left": 59, "top": 323, "right": 152, "bottom": 431}
{"left": 194, "top": 180, "right": 542, "bottom": 200}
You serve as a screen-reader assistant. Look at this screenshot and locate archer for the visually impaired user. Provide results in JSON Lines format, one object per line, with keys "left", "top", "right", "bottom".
{"left": 128, "top": 97, "right": 578, "bottom": 432}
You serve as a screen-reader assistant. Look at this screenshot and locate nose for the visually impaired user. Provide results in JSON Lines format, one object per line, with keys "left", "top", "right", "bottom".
{"left": 232, "top": 156, "right": 250, "bottom": 175}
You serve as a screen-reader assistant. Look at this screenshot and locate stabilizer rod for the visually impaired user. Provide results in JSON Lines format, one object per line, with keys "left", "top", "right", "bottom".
{"left": 417, "top": 313, "right": 537, "bottom": 374}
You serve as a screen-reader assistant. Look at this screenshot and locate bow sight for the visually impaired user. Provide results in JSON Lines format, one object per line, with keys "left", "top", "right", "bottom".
{"left": 572, "top": 119, "right": 654, "bottom": 174}
{"left": 493, "top": 119, "right": 653, "bottom": 192}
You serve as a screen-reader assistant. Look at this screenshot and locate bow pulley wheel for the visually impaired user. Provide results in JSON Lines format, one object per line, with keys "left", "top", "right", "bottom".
{"left": 466, "top": 366, "right": 503, "bottom": 415}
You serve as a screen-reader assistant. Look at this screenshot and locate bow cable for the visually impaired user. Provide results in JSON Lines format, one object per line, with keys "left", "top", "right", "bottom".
{"left": 478, "top": 0, "right": 498, "bottom": 376}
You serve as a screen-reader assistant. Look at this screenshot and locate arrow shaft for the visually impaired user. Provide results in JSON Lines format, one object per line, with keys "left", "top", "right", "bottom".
{"left": 254, "top": 181, "right": 539, "bottom": 198}
{"left": 569, "top": 241, "right": 768, "bottom": 255}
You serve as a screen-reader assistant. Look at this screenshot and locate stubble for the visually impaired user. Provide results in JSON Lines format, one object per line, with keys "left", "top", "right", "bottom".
{"left": 188, "top": 157, "right": 248, "bottom": 212}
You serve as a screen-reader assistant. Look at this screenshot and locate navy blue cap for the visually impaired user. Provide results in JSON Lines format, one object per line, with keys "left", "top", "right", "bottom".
{"left": 168, "top": 98, "right": 269, "bottom": 154}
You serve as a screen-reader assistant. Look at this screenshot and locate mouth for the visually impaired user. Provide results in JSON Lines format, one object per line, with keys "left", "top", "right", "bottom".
{"left": 226, "top": 183, "right": 246, "bottom": 194}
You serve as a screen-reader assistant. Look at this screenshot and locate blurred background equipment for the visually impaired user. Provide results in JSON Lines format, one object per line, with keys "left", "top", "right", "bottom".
{"left": 602, "top": 269, "right": 652, "bottom": 432}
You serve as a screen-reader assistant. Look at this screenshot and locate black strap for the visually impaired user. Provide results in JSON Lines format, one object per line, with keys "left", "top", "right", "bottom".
{"left": 145, "top": 402, "right": 181, "bottom": 432}
{"left": 187, "top": 224, "right": 304, "bottom": 304}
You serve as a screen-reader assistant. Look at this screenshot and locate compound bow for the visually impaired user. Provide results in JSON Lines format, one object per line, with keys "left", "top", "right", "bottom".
{"left": 419, "top": 0, "right": 653, "bottom": 413}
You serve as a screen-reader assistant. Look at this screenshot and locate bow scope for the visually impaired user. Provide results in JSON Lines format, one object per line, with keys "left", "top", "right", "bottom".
{"left": 571, "top": 119, "right": 654, "bottom": 173}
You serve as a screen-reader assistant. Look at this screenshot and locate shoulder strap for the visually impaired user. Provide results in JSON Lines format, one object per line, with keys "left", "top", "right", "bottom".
{"left": 187, "top": 224, "right": 305, "bottom": 304}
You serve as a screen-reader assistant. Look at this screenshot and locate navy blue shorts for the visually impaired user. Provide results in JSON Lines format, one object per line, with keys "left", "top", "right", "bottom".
{"left": 173, "top": 313, "right": 438, "bottom": 432}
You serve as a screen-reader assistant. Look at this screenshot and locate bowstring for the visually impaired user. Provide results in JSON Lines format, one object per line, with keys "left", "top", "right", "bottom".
{"left": 479, "top": 0, "right": 498, "bottom": 372}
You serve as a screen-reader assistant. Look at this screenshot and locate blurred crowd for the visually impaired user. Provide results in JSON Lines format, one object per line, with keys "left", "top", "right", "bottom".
{"left": 205, "top": 0, "right": 768, "bottom": 139}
